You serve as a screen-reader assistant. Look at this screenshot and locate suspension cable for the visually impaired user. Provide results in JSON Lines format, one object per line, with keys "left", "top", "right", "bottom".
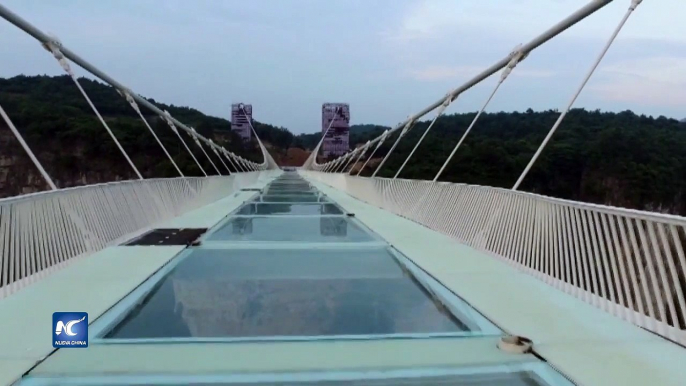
{"left": 225, "top": 150, "right": 243, "bottom": 172}
{"left": 245, "top": 158, "right": 256, "bottom": 171}
{"left": 308, "top": 106, "right": 340, "bottom": 171}
{"left": 44, "top": 42, "right": 143, "bottom": 180}
{"left": 328, "top": 155, "right": 344, "bottom": 173}
{"left": 238, "top": 156, "right": 250, "bottom": 171}
{"left": 336, "top": 148, "right": 358, "bottom": 173}
{"left": 209, "top": 140, "right": 232, "bottom": 174}
{"left": 512, "top": 0, "right": 642, "bottom": 190}
{"left": 0, "top": 102, "right": 57, "bottom": 190}
{"left": 189, "top": 127, "right": 222, "bottom": 175}
{"left": 338, "top": 148, "right": 359, "bottom": 172}
{"left": 371, "top": 119, "right": 416, "bottom": 178}
{"left": 394, "top": 92, "right": 454, "bottom": 179}
{"left": 233, "top": 155, "right": 247, "bottom": 172}
{"left": 239, "top": 105, "right": 269, "bottom": 170}
{"left": 434, "top": 45, "right": 527, "bottom": 182}
{"left": 162, "top": 111, "right": 207, "bottom": 176}
{"left": 331, "top": 155, "right": 346, "bottom": 172}
{"left": 346, "top": 141, "right": 371, "bottom": 174}
{"left": 356, "top": 130, "right": 389, "bottom": 176}
{"left": 120, "top": 90, "right": 185, "bottom": 178}
{"left": 333, "top": 144, "right": 360, "bottom": 173}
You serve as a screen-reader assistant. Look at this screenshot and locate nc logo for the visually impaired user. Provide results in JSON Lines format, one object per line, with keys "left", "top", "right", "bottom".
{"left": 55, "top": 316, "right": 86, "bottom": 336}
{"left": 53, "top": 312, "right": 88, "bottom": 348}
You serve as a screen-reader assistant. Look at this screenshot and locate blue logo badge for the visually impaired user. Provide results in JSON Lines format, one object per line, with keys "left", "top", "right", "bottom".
{"left": 53, "top": 312, "right": 88, "bottom": 348}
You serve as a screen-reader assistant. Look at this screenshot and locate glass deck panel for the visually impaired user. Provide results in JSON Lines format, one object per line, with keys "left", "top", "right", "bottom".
{"left": 105, "top": 248, "right": 468, "bottom": 339}
{"left": 206, "top": 216, "right": 370, "bottom": 242}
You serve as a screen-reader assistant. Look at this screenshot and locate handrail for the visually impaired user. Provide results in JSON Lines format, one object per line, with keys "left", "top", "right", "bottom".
{"left": 0, "top": 172, "right": 278, "bottom": 298}
{"left": 303, "top": 171, "right": 686, "bottom": 345}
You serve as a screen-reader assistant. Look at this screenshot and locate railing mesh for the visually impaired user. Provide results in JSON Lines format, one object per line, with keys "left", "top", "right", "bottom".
{"left": 303, "top": 172, "right": 686, "bottom": 345}
{"left": 0, "top": 172, "right": 276, "bottom": 297}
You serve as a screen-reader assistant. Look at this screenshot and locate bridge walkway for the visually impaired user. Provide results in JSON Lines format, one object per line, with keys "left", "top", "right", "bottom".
{"left": 0, "top": 171, "right": 684, "bottom": 385}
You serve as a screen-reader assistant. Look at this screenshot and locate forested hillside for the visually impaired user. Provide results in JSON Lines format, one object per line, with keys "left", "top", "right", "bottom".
{"left": 350, "top": 109, "right": 686, "bottom": 216}
{"left": 1, "top": 75, "right": 684, "bottom": 217}
{"left": 0, "top": 75, "right": 291, "bottom": 197}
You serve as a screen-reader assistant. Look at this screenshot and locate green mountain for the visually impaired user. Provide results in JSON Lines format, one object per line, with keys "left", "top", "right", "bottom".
{"left": 2, "top": 75, "right": 684, "bottom": 217}
{"left": 352, "top": 109, "right": 686, "bottom": 216}
{"left": 0, "top": 75, "right": 291, "bottom": 197}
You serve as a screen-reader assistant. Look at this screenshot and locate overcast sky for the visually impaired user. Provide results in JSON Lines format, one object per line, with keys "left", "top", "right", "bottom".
{"left": 0, "top": 0, "right": 684, "bottom": 133}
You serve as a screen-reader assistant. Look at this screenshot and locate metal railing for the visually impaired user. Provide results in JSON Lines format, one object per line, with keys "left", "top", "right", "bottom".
{"left": 303, "top": 172, "right": 686, "bottom": 345}
{"left": 0, "top": 172, "right": 278, "bottom": 298}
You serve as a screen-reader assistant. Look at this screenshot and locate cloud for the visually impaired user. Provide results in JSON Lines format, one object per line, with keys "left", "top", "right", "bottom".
{"left": 380, "top": 0, "right": 622, "bottom": 45}
{"left": 406, "top": 65, "right": 555, "bottom": 82}
{"left": 590, "top": 56, "right": 686, "bottom": 107}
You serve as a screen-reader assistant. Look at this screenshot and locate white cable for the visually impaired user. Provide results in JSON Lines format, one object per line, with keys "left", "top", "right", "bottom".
{"left": 0, "top": 102, "right": 57, "bottom": 190}
{"left": 231, "top": 153, "right": 246, "bottom": 172}
{"left": 331, "top": 156, "right": 344, "bottom": 172}
{"left": 189, "top": 127, "right": 222, "bottom": 175}
{"left": 224, "top": 150, "right": 242, "bottom": 172}
{"left": 335, "top": 149, "right": 357, "bottom": 173}
{"left": 239, "top": 105, "right": 270, "bottom": 170}
{"left": 162, "top": 111, "right": 207, "bottom": 176}
{"left": 209, "top": 140, "right": 232, "bottom": 174}
{"left": 394, "top": 92, "right": 453, "bottom": 179}
{"left": 45, "top": 42, "right": 143, "bottom": 180}
{"left": 346, "top": 141, "right": 371, "bottom": 174}
{"left": 434, "top": 46, "right": 526, "bottom": 182}
{"left": 356, "top": 130, "right": 389, "bottom": 176}
{"left": 340, "top": 145, "right": 362, "bottom": 173}
{"left": 433, "top": 83, "right": 499, "bottom": 182}
{"left": 308, "top": 107, "right": 340, "bottom": 170}
{"left": 339, "top": 147, "right": 362, "bottom": 172}
{"left": 512, "top": 2, "right": 640, "bottom": 190}
{"left": 120, "top": 90, "right": 185, "bottom": 178}
{"left": 328, "top": 155, "right": 345, "bottom": 173}
{"left": 238, "top": 156, "right": 250, "bottom": 171}
{"left": 371, "top": 119, "right": 416, "bottom": 178}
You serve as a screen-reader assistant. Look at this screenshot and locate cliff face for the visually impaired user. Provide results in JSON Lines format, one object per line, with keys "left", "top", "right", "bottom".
{"left": 0, "top": 128, "right": 51, "bottom": 195}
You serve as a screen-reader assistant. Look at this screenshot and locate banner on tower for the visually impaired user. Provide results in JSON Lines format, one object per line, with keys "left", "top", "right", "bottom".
{"left": 231, "top": 103, "right": 252, "bottom": 141}
{"left": 321, "top": 103, "right": 349, "bottom": 158}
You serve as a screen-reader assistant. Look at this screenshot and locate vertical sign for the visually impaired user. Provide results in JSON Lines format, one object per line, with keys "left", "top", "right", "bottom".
{"left": 321, "top": 103, "right": 350, "bottom": 158}
{"left": 231, "top": 103, "right": 252, "bottom": 141}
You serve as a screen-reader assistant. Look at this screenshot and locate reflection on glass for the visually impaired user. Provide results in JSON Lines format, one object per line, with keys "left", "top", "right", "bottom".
{"left": 320, "top": 217, "right": 347, "bottom": 236}
{"left": 106, "top": 249, "right": 467, "bottom": 339}
{"left": 256, "top": 195, "right": 326, "bottom": 203}
{"left": 236, "top": 203, "right": 343, "bottom": 216}
{"left": 231, "top": 217, "right": 253, "bottom": 235}
{"left": 265, "top": 184, "right": 313, "bottom": 194}
{"left": 322, "top": 203, "right": 344, "bottom": 215}
{"left": 208, "top": 216, "right": 371, "bottom": 242}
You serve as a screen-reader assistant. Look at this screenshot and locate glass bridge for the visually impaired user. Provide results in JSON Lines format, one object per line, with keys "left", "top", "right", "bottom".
{"left": 17, "top": 172, "right": 576, "bottom": 385}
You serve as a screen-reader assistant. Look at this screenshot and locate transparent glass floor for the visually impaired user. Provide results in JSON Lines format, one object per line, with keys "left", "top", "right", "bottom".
{"left": 205, "top": 216, "right": 373, "bottom": 242}
{"left": 27, "top": 172, "right": 575, "bottom": 385}
{"left": 255, "top": 194, "right": 329, "bottom": 203}
{"left": 235, "top": 203, "right": 344, "bottom": 216}
{"left": 104, "top": 248, "right": 468, "bottom": 339}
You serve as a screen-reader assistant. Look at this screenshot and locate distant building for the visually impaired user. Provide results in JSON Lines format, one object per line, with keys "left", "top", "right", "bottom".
{"left": 231, "top": 103, "right": 252, "bottom": 141}
{"left": 321, "top": 103, "right": 350, "bottom": 158}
